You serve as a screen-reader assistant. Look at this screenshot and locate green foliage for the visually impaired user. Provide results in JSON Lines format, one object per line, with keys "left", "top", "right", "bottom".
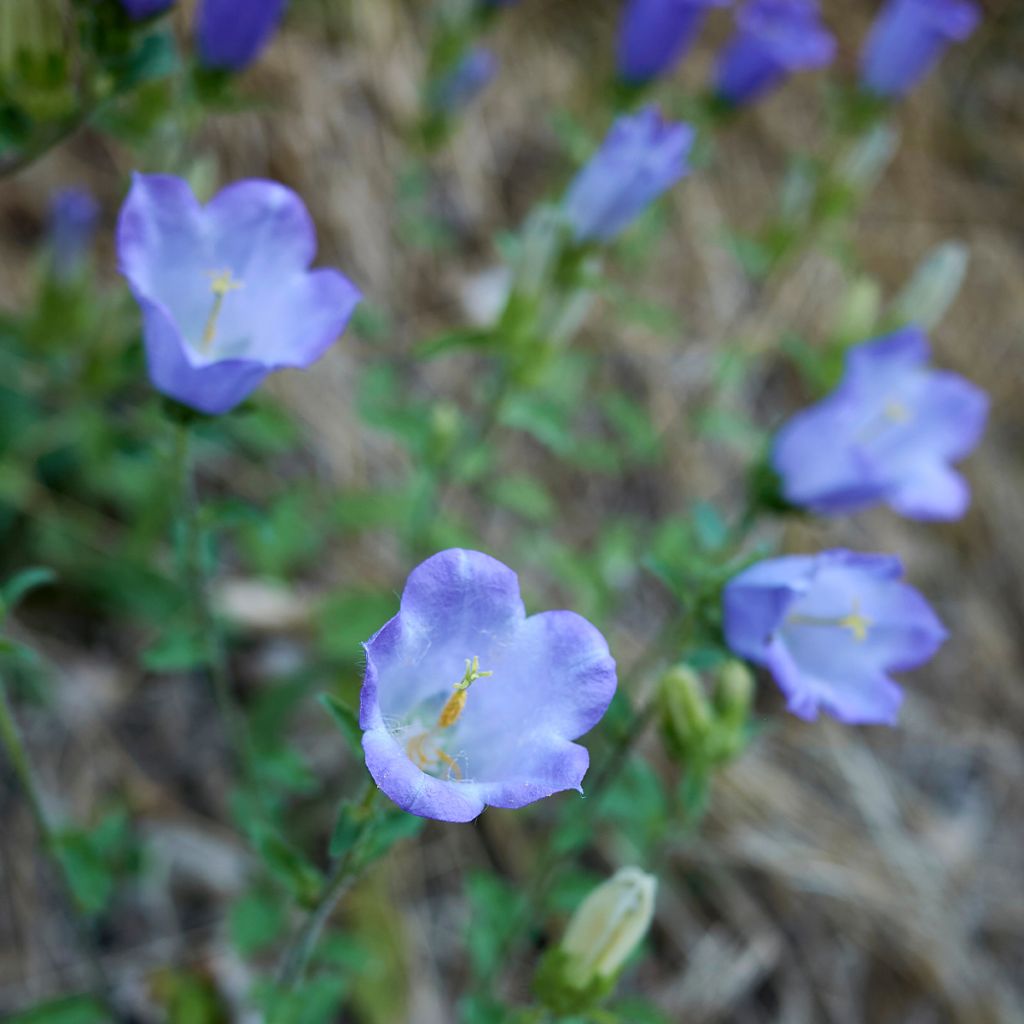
{"left": 5, "top": 997, "right": 108, "bottom": 1024}
{"left": 53, "top": 807, "right": 141, "bottom": 915}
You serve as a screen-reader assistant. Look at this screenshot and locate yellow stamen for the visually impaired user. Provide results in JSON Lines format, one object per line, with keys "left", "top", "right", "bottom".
{"left": 436, "top": 656, "right": 492, "bottom": 730}
{"left": 884, "top": 399, "right": 910, "bottom": 424}
{"left": 788, "top": 599, "right": 872, "bottom": 643}
{"left": 201, "top": 268, "right": 244, "bottom": 351}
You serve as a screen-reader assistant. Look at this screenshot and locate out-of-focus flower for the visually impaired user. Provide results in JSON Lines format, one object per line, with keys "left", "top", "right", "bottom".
{"left": 860, "top": 0, "right": 980, "bottom": 98}
{"left": 723, "top": 550, "right": 946, "bottom": 725}
{"left": 196, "top": 0, "right": 288, "bottom": 71}
{"left": 49, "top": 188, "right": 99, "bottom": 280}
{"left": 617, "top": 0, "right": 729, "bottom": 85}
{"left": 359, "top": 549, "right": 617, "bottom": 823}
{"left": 117, "top": 173, "right": 360, "bottom": 415}
{"left": 562, "top": 106, "right": 694, "bottom": 244}
{"left": 120, "top": 0, "right": 173, "bottom": 19}
{"left": 560, "top": 867, "right": 657, "bottom": 987}
{"left": 714, "top": 0, "right": 835, "bottom": 105}
{"left": 772, "top": 327, "right": 988, "bottom": 520}
{"left": 429, "top": 48, "right": 497, "bottom": 114}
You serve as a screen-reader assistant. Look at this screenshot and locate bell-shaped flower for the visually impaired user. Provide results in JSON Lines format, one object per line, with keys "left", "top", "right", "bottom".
{"left": 562, "top": 106, "right": 694, "bottom": 244}
{"left": 196, "top": 0, "right": 288, "bottom": 71}
{"left": 117, "top": 173, "right": 360, "bottom": 415}
{"left": 723, "top": 550, "right": 946, "bottom": 725}
{"left": 49, "top": 188, "right": 99, "bottom": 280}
{"left": 359, "top": 549, "right": 617, "bottom": 823}
{"left": 617, "top": 0, "right": 729, "bottom": 86}
{"left": 772, "top": 326, "right": 988, "bottom": 521}
{"left": 860, "top": 0, "right": 980, "bottom": 99}
{"left": 428, "top": 48, "right": 497, "bottom": 115}
{"left": 713, "top": 0, "right": 835, "bottom": 106}
{"left": 120, "top": 0, "right": 173, "bottom": 19}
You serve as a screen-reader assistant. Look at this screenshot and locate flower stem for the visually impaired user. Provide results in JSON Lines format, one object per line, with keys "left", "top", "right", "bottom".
{"left": 0, "top": 674, "right": 118, "bottom": 1015}
{"left": 173, "top": 421, "right": 250, "bottom": 776}
{"left": 275, "top": 784, "right": 379, "bottom": 990}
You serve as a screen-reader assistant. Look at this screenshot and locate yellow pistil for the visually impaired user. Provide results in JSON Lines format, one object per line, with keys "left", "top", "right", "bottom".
{"left": 788, "top": 599, "right": 872, "bottom": 643}
{"left": 201, "top": 268, "right": 244, "bottom": 351}
{"left": 883, "top": 399, "right": 911, "bottom": 424}
{"left": 437, "top": 655, "right": 492, "bottom": 729}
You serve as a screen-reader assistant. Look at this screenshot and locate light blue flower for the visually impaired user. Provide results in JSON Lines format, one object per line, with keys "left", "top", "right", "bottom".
{"left": 723, "top": 550, "right": 946, "bottom": 725}
{"left": 772, "top": 326, "right": 988, "bottom": 520}
{"left": 617, "top": 0, "right": 729, "bottom": 86}
{"left": 197, "top": 0, "right": 288, "bottom": 71}
{"left": 359, "top": 550, "right": 617, "bottom": 822}
{"left": 117, "top": 174, "right": 360, "bottom": 415}
{"left": 860, "top": 0, "right": 980, "bottom": 98}
{"left": 562, "top": 106, "right": 694, "bottom": 244}
{"left": 714, "top": 0, "right": 835, "bottom": 105}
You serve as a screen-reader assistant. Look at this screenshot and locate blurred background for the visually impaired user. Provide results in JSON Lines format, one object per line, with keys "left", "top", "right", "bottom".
{"left": 0, "top": 1, "right": 1022, "bottom": 1021}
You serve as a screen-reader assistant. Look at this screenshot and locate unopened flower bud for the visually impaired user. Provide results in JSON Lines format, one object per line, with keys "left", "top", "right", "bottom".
{"left": 712, "top": 659, "right": 755, "bottom": 758}
{"left": 658, "top": 664, "right": 712, "bottom": 759}
{"left": 557, "top": 867, "right": 656, "bottom": 994}
{"left": 884, "top": 241, "right": 969, "bottom": 332}
{"left": 832, "top": 276, "right": 882, "bottom": 349}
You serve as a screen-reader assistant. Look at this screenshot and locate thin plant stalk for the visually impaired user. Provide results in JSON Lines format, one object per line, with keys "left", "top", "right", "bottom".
{"left": 0, "top": 674, "right": 118, "bottom": 1015}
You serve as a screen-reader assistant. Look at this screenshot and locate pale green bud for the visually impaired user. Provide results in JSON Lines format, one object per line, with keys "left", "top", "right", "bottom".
{"left": 658, "top": 664, "right": 712, "bottom": 759}
{"left": 560, "top": 867, "right": 657, "bottom": 989}
{"left": 837, "top": 123, "right": 899, "bottom": 196}
{"left": 884, "top": 241, "right": 969, "bottom": 333}
{"left": 832, "top": 276, "right": 882, "bottom": 349}
{"left": 712, "top": 659, "right": 755, "bottom": 759}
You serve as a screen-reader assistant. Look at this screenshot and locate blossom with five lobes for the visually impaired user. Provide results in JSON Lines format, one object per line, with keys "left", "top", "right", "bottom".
{"left": 723, "top": 550, "right": 947, "bottom": 725}
{"left": 119, "top": 0, "right": 173, "bottom": 19}
{"left": 772, "top": 326, "right": 988, "bottom": 521}
{"left": 617, "top": 0, "right": 730, "bottom": 86}
{"left": 713, "top": 0, "right": 835, "bottom": 106}
{"left": 196, "top": 0, "right": 288, "bottom": 71}
{"left": 359, "top": 549, "right": 617, "bottom": 823}
{"left": 860, "top": 0, "right": 980, "bottom": 99}
{"left": 562, "top": 106, "right": 694, "bottom": 244}
{"left": 117, "top": 173, "right": 360, "bottom": 415}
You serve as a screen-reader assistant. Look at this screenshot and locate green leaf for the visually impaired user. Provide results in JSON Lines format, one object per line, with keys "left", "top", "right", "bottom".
{"left": 318, "top": 694, "right": 362, "bottom": 754}
{"left": 358, "top": 808, "right": 423, "bottom": 866}
{"left": 328, "top": 800, "right": 363, "bottom": 858}
{"left": 5, "top": 996, "right": 107, "bottom": 1024}
{"left": 142, "top": 627, "right": 205, "bottom": 672}
{"left": 254, "top": 830, "right": 323, "bottom": 906}
{"left": 2, "top": 566, "right": 56, "bottom": 612}
{"left": 229, "top": 891, "right": 286, "bottom": 956}
{"left": 488, "top": 475, "right": 554, "bottom": 523}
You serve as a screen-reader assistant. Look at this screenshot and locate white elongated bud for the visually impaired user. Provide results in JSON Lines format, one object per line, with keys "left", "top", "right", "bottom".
{"left": 885, "top": 241, "right": 970, "bottom": 332}
{"left": 560, "top": 867, "right": 657, "bottom": 989}
{"left": 837, "top": 123, "right": 899, "bottom": 195}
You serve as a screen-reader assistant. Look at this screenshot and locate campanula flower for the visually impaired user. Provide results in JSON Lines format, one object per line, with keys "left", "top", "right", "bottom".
{"left": 359, "top": 549, "right": 617, "bottom": 823}
{"left": 120, "top": 0, "right": 173, "bottom": 18}
{"left": 860, "top": 0, "right": 980, "bottom": 98}
{"left": 49, "top": 188, "right": 99, "bottom": 280}
{"left": 617, "top": 0, "right": 729, "bottom": 85}
{"left": 562, "top": 106, "right": 694, "bottom": 244}
{"left": 196, "top": 0, "right": 287, "bottom": 71}
{"left": 429, "top": 48, "right": 497, "bottom": 114}
{"left": 714, "top": 0, "right": 835, "bottom": 105}
{"left": 723, "top": 550, "right": 946, "bottom": 725}
{"left": 772, "top": 326, "right": 988, "bottom": 520}
{"left": 117, "top": 173, "right": 360, "bottom": 415}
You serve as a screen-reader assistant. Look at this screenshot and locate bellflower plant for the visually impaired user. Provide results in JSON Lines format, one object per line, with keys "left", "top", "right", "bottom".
{"left": 117, "top": 173, "right": 360, "bottom": 415}
{"left": 120, "top": 0, "right": 174, "bottom": 19}
{"left": 359, "top": 549, "right": 617, "bottom": 823}
{"left": 562, "top": 106, "right": 694, "bottom": 244}
{"left": 860, "top": 0, "right": 980, "bottom": 99}
{"left": 723, "top": 550, "right": 947, "bottom": 725}
{"left": 772, "top": 326, "right": 988, "bottom": 520}
{"left": 617, "top": 0, "right": 730, "bottom": 86}
{"left": 196, "top": 0, "right": 288, "bottom": 71}
{"left": 429, "top": 48, "right": 497, "bottom": 115}
{"left": 714, "top": 0, "right": 835, "bottom": 106}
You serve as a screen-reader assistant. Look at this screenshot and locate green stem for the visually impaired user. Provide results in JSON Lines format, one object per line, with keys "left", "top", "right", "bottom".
{"left": 173, "top": 421, "right": 250, "bottom": 776}
{"left": 274, "top": 785, "right": 378, "bottom": 989}
{"left": 0, "top": 675, "right": 118, "bottom": 1015}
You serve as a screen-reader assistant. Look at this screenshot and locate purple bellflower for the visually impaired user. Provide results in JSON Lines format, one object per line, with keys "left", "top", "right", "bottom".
{"left": 49, "top": 188, "right": 99, "bottom": 280}
{"left": 429, "top": 48, "right": 497, "bottom": 114}
{"left": 197, "top": 0, "right": 288, "bottom": 71}
{"left": 772, "top": 326, "right": 988, "bottom": 521}
{"left": 860, "top": 0, "right": 980, "bottom": 98}
{"left": 562, "top": 106, "right": 694, "bottom": 244}
{"left": 117, "top": 174, "right": 360, "bottom": 415}
{"left": 617, "top": 0, "right": 730, "bottom": 86}
{"left": 120, "top": 0, "right": 173, "bottom": 19}
{"left": 723, "top": 550, "right": 946, "bottom": 725}
{"left": 359, "top": 549, "right": 617, "bottom": 823}
{"left": 714, "top": 0, "right": 835, "bottom": 106}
